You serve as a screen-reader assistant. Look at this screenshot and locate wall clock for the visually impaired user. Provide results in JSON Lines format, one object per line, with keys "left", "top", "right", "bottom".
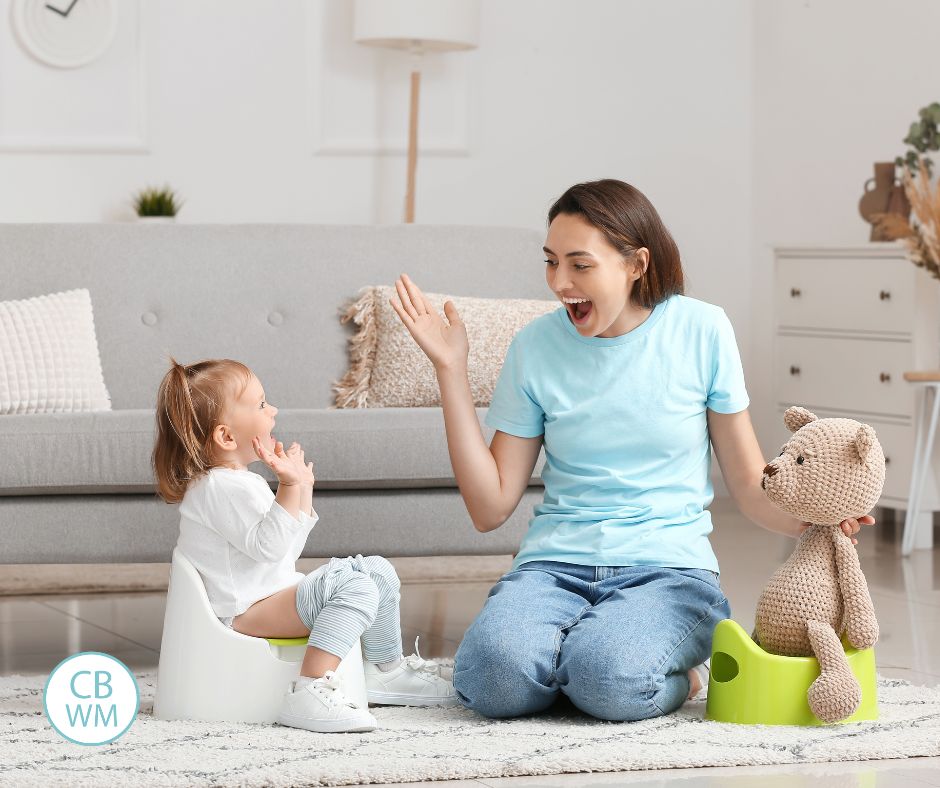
{"left": 11, "top": 0, "right": 117, "bottom": 69}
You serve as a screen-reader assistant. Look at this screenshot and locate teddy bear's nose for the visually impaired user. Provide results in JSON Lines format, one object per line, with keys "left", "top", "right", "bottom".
{"left": 763, "top": 463, "right": 778, "bottom": 477}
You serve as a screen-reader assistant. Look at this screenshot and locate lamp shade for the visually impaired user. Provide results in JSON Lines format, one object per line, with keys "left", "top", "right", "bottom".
{"left": 353, "top": 0, "right": 480, "bottom": 52}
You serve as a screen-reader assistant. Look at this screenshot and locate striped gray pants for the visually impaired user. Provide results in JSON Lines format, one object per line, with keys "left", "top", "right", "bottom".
{"left": 294, "top": 554, "right": 402, "bottom": 664}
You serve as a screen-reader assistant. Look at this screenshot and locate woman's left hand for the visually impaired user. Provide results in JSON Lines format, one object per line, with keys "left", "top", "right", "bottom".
{"left": 800, "top": 514, "right": 875, "bottom": 545}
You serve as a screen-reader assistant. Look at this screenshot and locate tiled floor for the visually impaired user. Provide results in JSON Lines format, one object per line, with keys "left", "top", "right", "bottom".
{"left": 2, "top": 498, "right": 940, "bottom": 785}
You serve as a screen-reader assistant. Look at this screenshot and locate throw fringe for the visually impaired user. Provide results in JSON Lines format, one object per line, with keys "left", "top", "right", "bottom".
{"left": 332, "top": 287, "right": 378, "bottom": 408}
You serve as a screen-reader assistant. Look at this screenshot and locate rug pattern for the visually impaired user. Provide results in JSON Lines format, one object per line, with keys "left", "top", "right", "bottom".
{"left": 1, "top": 672, "right": 939, "bottom": 787}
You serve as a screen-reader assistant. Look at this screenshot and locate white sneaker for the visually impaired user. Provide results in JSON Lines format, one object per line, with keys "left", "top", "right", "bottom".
{"left": 365, "top": 638, "right": 458, "bottom": 707}
{"left": 277, "top": 671, "right": 378, "bottom": 733}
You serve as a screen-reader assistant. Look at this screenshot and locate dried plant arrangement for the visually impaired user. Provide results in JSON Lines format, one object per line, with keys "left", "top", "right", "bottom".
{"left": 873, "top": 159, "right": 940, "bottom": 281}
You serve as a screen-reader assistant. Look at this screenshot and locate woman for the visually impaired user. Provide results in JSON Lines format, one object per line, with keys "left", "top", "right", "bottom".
{"left": 390, "top": 179, "right": 871, "bottom": 721}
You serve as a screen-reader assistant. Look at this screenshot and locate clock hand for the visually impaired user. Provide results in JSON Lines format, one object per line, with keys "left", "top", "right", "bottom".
{"left": 45, "top": 0, "right": 79, "bottom": 18}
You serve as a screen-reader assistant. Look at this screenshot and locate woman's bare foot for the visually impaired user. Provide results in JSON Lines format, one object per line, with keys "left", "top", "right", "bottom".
{"left": 687, "top": 663, "right": 709, "bottom": 700}
{"left": 687, "top": 667, "right": 702, "bottom": 699}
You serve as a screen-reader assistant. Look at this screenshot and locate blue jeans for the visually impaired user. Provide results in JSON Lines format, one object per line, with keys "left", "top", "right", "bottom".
{"left": 453, "top": 562, "right": 731, "bottom": 721}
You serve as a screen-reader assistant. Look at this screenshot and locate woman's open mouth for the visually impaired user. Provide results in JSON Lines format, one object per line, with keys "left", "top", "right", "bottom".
{"left": 565, "top": 300, "right": 593, "bottom": 326}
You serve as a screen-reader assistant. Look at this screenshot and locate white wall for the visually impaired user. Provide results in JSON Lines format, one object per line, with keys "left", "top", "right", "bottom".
{"left": 0, "top": 0, "right": 754, "bottom": 320}
{"left": 7, "top": 0, "right": 936, "bottom": 462}
{"left": 749, "top": 0, "right": 940, "bottom": 451}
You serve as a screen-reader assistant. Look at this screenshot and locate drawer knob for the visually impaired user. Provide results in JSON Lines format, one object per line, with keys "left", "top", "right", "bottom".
{"left": 790, "top": 288, "right": 802, "bottom": 298}
{"left": 880, "top": 372, "right": 891, "bottom": 383}
{"left": 885, "top": 456, "right": 891, "bottom": 466}
{"left": 879, "top": 290, "right": 891, "bottom": 301}
{"left": 790, "top": 365, "right": 801, "bottom": 376}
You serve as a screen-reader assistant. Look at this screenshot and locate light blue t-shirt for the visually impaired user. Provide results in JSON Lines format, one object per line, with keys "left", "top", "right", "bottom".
{"left": 485, "top": 294, "right": 749, "bottom": 573}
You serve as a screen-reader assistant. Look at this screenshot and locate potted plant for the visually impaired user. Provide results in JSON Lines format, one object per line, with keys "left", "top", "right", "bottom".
{"left": 132, "top": 186, "right": 183, "bottom": 222}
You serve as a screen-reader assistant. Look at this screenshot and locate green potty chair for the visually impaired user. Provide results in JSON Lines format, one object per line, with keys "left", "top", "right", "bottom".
{"left": 704, "top": 618, "right": 878, "bottom": 726}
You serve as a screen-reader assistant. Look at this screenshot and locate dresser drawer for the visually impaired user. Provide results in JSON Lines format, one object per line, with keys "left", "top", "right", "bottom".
{"left": 874, "top": 421, "right": 916, "bottom": 502}
{"left": 776, "top": 335, "right": 915, "bottom": 417}
{"left": 776, "top": 257, "right": 915, "bottom": 335}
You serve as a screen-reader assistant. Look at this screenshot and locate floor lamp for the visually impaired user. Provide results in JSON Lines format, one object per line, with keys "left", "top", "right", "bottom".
{"left": 353, "top": 0, "right": 480, "bottom": 223}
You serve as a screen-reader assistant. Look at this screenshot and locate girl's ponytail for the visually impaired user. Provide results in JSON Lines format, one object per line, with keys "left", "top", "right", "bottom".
{"left": 168, "top": 360, "right": 207, "bottom": 468}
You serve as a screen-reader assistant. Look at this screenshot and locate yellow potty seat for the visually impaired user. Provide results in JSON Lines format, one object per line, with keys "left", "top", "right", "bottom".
{"left": 704, "top": 619, "right": 878, "bottom": 726}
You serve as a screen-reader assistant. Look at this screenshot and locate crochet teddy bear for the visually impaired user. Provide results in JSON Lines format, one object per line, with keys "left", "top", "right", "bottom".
{"left": 754, "top": 406, "right": 885, "bottom": 723}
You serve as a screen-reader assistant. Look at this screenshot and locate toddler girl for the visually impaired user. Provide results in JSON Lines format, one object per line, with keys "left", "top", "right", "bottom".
{"left": 153, "top": 358, "right": 456, "bottom": 733}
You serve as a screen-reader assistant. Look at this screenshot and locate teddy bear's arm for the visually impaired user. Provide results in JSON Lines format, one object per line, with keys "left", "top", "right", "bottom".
{"left": 830, "top": 527, "right": 879, "bottom": 649}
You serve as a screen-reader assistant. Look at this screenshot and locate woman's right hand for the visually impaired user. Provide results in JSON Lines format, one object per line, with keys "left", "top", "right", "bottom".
{"left": 389, "top": 274, "right": 469, "bottom": 371}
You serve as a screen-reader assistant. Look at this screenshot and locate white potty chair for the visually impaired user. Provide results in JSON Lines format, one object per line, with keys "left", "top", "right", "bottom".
{"left": 154, "top": 548, "right": 367, "bottom": 723}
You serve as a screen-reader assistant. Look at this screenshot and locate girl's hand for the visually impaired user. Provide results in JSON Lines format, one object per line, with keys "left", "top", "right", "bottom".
{"left": 389, "top": 274, "right": 469, "bottom": 371}
{"left": 799, "top": 514, "right": 875, "bottom": 545}
{"left": 285, "top": 441, "right": 316, "bottom": 488}
{"left": 252, "top": 437, "right": 309, "bottom": 487}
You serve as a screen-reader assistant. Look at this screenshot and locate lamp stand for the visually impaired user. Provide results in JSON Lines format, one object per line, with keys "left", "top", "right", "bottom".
{"left": 405, "top": 69, "right": 420, "bottom": 223}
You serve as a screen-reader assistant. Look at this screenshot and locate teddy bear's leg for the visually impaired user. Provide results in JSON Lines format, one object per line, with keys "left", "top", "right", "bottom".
{"left": 805, "top": 619, "right": 862, "bottom": 723}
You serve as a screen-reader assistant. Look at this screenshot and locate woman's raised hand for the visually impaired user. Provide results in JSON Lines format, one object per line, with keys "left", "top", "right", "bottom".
{"left": 390, "top": 274, "right": 469, "bottom": 371}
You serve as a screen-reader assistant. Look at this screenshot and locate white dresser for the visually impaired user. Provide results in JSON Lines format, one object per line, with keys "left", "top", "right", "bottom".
{"left": 774, "top": 244, "right": 940, "bottom": 549}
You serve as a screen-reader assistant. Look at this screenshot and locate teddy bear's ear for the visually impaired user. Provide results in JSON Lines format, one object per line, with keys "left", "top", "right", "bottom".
{"left": 855, "top": 423, "right": 877, "bottom": 463}
{"left": 784, "top": 406, "right": 818, "bottom": 433}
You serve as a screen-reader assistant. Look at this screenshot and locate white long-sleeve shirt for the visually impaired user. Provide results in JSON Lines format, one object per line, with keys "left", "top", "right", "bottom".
{"left": 176, "top": 467, "right": 318, "bottom": 621}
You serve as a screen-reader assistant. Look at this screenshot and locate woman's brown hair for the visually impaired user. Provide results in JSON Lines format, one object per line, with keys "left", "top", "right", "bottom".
{"left": 152, "top": 358, "right": 252, "bottom": 504}
{"left": 547, "top": 179, "right": 684, "bottom": 308}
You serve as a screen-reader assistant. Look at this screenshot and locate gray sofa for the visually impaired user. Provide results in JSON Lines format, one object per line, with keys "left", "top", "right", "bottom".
{"left": 0, "top": 224, "right": 548, "bottom": 563}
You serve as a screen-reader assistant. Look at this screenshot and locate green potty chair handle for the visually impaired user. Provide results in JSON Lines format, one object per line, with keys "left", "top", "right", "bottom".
{"left": 704, "top": 618, "right": 878, "bottom": 726}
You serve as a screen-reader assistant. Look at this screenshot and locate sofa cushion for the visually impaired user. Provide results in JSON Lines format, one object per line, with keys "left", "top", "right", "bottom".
{"left": 333, "top": 285, "right": 558, "bottom": 408}
{"left": 0, "top": 488, "right": 543, "bottom": 562}
{"left": 0, "top": 225, "right": 546, "bottom": 411}
{"left": 0, "top": 408, "right": 545, "bottom": 495}
{"left": 0, "top": 288, "right": 111, "bottom": 415}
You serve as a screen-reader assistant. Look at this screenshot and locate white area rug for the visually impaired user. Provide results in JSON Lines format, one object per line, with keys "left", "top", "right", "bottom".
{"left": 2, "top": 671, "right": 939, "bottom": 787}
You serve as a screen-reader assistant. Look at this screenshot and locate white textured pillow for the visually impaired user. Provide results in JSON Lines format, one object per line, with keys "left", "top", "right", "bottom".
{"left": 333, "top": 286, "right": 558, "bottom": 408}
{"left": 0, "top": 289, "right": 111, "bottom": 415}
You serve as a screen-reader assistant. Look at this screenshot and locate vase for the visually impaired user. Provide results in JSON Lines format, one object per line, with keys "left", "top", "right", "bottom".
{"left": 859, "top": 162, "right": 910, "bottom": 241}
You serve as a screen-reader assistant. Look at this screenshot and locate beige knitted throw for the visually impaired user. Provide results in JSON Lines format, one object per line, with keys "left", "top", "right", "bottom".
{"left": 755, "top": 406, "right": 885, "bottom": 723}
